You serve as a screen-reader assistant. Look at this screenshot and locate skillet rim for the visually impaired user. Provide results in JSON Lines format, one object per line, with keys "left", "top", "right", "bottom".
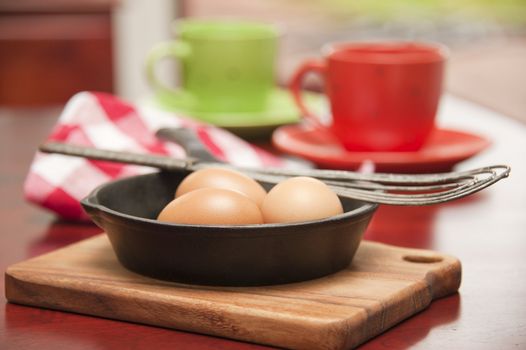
{"left": 81, "top": 171, "right": 379, "bottom": 233}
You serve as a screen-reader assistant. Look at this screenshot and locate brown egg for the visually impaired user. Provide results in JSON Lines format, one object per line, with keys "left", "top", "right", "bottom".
{"left": 175, "top": 167, "right": 267, "bottom": 206}
{"left": 261, "top": 176, "right": 343, "bottom": 224}
{"left": 158, "top": 188, "right": 263, "bottom": 225}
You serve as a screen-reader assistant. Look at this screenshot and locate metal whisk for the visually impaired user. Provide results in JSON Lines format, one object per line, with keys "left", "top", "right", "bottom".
{"left": 39, "top": 139, "right": 510, "bottom": 206}
{"left": 223, "top": 164, "right": 510, "bottom": 205}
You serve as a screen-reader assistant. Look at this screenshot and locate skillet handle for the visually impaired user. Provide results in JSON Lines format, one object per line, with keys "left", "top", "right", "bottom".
{"left": 156, "top": 127, "right": 221, "bottom": 163}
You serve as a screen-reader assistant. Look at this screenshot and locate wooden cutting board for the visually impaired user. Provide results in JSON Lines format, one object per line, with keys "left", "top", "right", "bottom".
{"left": 5, "top": 234, "right": 461, "bottom": 350}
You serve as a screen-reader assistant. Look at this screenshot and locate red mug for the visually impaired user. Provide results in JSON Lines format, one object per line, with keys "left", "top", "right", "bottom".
{"left": 289, "top": 42, "right": 447, "bottom": 152}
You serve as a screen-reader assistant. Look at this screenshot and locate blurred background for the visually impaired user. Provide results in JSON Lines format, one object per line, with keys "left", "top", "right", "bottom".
{"left": 1, "top": 0, "right": 525, "bottom": 122}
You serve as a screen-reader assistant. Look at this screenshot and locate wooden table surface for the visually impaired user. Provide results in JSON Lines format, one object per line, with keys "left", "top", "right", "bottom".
{"left": 1, "top": 96, "right": 525, "bottom": 349}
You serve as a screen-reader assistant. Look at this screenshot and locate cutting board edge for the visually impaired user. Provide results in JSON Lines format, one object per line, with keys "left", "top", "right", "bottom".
{"left": 4, "top": 269, "right": 459, "bottom": 350}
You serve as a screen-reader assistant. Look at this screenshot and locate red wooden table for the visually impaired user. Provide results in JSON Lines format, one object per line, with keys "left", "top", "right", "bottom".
{"left": 1, "top": 97, "right": 525, "bottom": 349}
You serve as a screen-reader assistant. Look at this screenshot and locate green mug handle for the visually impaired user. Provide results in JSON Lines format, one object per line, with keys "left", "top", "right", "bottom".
{"left": 146, "top": 41, "right": 195, "bottom": 109}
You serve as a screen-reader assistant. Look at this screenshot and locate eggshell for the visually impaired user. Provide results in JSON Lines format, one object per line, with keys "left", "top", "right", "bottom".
{"left": 175, "top": 167, "right": 267, "bottom": 206}
{"left": 261, "top": 176, "right": 343, "bottom": 224}
{"left": 158, "top": 187, "right": 263, "bottom": 225}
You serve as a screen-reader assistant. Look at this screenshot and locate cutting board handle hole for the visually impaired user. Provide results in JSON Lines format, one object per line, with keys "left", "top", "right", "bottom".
{"left": 403, "top": 255, "right": 443, "bottom": 263}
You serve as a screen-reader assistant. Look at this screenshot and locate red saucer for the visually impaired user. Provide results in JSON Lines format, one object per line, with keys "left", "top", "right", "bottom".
{"left": 272, "top": 124, "right": 491, "bottom": 173}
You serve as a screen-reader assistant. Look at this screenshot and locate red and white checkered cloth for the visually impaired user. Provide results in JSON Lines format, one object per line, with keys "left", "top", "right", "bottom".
{"left": 24, "top": 92, "right": 291, "bottom": 221}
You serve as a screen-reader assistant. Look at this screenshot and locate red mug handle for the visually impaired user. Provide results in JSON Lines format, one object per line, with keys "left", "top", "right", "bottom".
{"left": 289, "top": 59, "right": 327, "bottom": 130}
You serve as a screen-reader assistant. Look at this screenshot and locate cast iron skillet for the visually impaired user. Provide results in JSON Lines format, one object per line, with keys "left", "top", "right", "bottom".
{"left": 81, "top": 170, "right": 377, "bottom": 286}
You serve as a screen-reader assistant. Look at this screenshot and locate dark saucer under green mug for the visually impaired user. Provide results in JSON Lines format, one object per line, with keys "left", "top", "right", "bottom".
{"left": 142, "top": 88, "right": 327, "bottom": 139}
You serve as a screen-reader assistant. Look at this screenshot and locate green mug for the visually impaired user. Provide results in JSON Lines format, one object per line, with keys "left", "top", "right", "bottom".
{"left": 146, "top": 20, "right": 280, "bottom": 115}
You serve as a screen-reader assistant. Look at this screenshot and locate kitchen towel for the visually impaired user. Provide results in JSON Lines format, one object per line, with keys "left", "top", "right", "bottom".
{"left": 24, "top": 92, "right": 291, "bottom": 221}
